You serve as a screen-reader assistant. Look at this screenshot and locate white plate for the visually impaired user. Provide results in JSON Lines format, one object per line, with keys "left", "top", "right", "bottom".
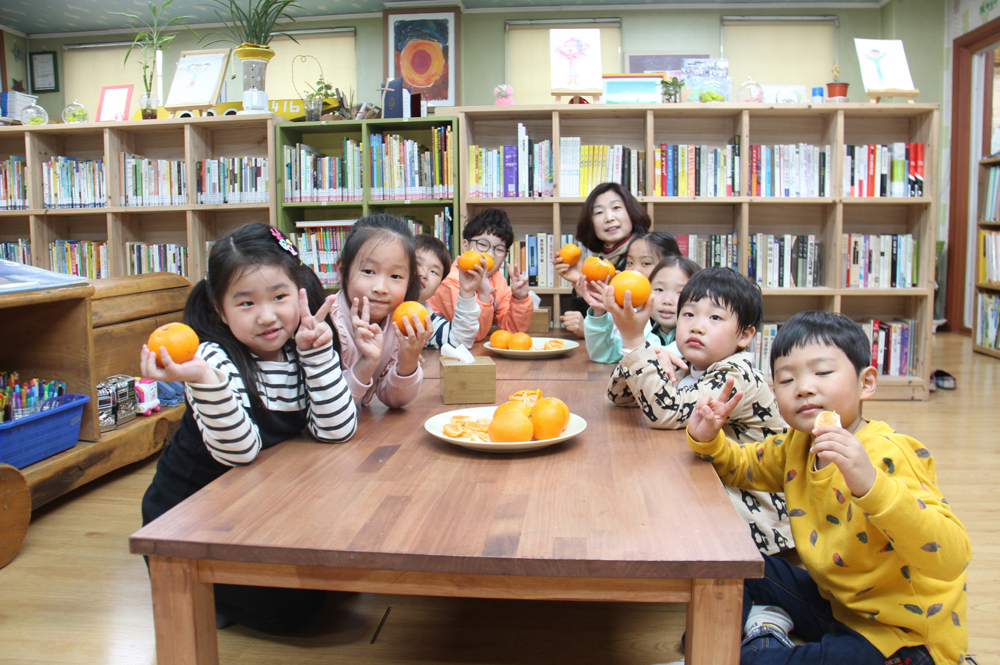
{"left": 424, "top": 406, "right": 587, "bottom": 453}
{"left": 483, "top": 337, "right": 579, "bottom": 359}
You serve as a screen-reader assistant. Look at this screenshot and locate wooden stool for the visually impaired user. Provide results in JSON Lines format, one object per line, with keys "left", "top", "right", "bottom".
{"left": 551, "top": 88, "right": 603, "bottom": 104}
{"left": 0, "top": 464, "right": 30, "bottom": 569}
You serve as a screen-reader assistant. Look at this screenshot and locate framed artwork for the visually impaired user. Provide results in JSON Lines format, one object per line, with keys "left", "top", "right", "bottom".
{"left": 625, "top": 51, "right": 713, "bottom": 74}
{"left": 602, "top": 74, "right": 664, "bottom": 104}
{"left": 854, "top": 39, "right": 915, "bottom": 91}
{"left": 29, "top": 51, "right": 59, "bottom": 93}
{"left": 550, "top": 29, "right": 602, "bottom": 90}
{"left": 384, "top": 8, "right": 459, "bottom": 107}
{"left": 164, "top": 49, "right": 230, "bottom": 111}
{"left": 97, "top": 84, "right": 134, "bottom": 122}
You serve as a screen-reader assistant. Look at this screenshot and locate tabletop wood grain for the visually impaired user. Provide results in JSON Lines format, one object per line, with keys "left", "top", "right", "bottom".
{"left": 131, "top": 379, "right": 762, "bottom": 581}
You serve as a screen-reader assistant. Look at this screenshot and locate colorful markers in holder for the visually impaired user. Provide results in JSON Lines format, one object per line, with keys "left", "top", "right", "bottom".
{"left": 1, "top": 372, "right": 67, "bottom": 423}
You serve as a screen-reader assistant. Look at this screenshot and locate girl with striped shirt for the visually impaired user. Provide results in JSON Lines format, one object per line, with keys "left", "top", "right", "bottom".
{"left": 140, "top": 222, "right": 357, "bottom": 633}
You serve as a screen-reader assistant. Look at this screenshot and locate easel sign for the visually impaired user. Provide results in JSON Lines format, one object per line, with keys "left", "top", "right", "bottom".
{"left": 164, "top": 49, "right": 230, "bottom": 113}
{"left": 854, "top": 38, "right": 919, "bottom": 103}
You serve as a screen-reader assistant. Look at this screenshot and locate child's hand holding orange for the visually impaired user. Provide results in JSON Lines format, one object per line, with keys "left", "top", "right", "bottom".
{"left": 602, "top": 283, "right": 653, "bottom": 351}
{"left": 687, "top": 376, "right": 744, "bottom": 443}
{"left": 577, "top": 275, "right": 607, "bottom": 315}
{"left": 141, "top": 342, "right": 214, "bottom": 385}
{"left": 811, "top": 416, "right": 877, "bottom": 497}
{"left": 459, "top": 255, "right": 488, "bottom": 300}
{"left": 393, "top": 308, "right": 434, "bottom": 377}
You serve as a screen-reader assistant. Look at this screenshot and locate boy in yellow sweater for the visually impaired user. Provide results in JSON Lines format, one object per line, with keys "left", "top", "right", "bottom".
{"left": 685, "top": 311, "right": 969, "bottom": 665}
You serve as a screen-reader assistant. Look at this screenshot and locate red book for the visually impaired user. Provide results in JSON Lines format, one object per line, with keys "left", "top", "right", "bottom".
{"left": 867, "top": 144, "right": 876, "bottom": 197}
{"left": 870, "top": 319, "right": 881, "bottom": 368}
{"left": 751, "top": 146, "right": 759, "bottom": 197}
{"left": 660, "top": 143, "right": 668, "bottom": 197}
{"left": 916, "top": 142, "right": 924, "bottom": 196}
{"left": 687, "top": 145, "right": 696, "bottom": 196}
{"left": 676, "top": 234, "right": 690, "bottom": 258}
{"left": 908, "top": 143, "right": 916, "bottom": 196}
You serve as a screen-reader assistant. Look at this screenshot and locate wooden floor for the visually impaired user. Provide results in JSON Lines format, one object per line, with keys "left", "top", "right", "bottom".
{"left": 1, "top": 332, "right": 996, "bottom": 665}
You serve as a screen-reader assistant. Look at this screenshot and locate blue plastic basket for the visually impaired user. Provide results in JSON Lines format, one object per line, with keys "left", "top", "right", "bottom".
{"left": 0, "top": 394, "right": 90, "bottom": 469}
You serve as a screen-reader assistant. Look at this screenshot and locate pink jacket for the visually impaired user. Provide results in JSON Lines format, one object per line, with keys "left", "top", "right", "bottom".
{"left": 331, "top": 289, "right": 422, "bottom": 408}
{"left": 427, "top": 262, "right": 533, "bottom": 341}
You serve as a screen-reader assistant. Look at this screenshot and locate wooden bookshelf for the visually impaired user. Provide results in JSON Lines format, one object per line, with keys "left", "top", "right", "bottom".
{"left": 0, "top": 115, "right": 276, "bottom": 283}
{"left": 973, "top": 155, "right": 1000, "bottom": 359}
{"left": 440, "top": 103, "right": 939, "bottom": 400}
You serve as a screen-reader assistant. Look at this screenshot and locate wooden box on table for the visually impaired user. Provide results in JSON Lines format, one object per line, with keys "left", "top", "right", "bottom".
{"left": 527, "top": 308, "right": 550, "bottom": 333}
{"left": 441, "top": 357, "right": 496, "bottom": 405}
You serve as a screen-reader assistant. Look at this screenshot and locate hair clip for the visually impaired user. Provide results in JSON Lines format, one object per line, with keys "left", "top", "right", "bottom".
{"left": 270, "top": 227, "right": 299, "bottom": 257}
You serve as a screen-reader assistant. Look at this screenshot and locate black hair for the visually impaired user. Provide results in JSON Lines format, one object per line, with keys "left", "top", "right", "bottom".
{"left": 463, "top": 208, "right": 514, "bottom": 249}
{"left": 649, "top": 254, "right": 701, "bottom": 282}
{"left": 338, "top": 213, "right": 421, "bottom": 310}
{"left": 185, "top": 222, "right": 338, "bottom": 418}
{"left": 630, "top": 231, "right": 681, "bottom": 262}
{"left": 576, "top": 182, "right": 651, "bottom": 253}
{"left": 770, "top": 311, "right": 873, "bottom": 375}
{"left": 677, "top": 267, "right": 762, "bottom": 333}
{"left": 415, "top": 233, "right": 452, "bottom": 274}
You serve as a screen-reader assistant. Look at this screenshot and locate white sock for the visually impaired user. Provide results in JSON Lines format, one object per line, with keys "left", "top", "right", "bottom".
{"left": 744, "top": 604, "right": 794, "bottom": 637}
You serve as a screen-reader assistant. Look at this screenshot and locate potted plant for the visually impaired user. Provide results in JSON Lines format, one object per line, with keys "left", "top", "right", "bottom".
{"left": 661, "top": 76, "right": 685, "bottom": 104}
{"left": 202, "top": 0, "right": 300, "bottom": 113}
{"left": 827, "top": 65, "right": 849, "bottom": 100}
{"left": 114, "top": 0, "right": 197, "bottom": 119}
{"left": 303, "top": 76, "right": 333, "bottom": 121}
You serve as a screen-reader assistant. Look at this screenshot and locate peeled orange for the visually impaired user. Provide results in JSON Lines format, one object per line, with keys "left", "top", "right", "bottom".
{"left": 508, "top": 332, "right": 533, "bottom": 350}
{"left": 488, "top": 411, "right": 534, "bottom": 443}
{"left": 610, "top": 270, "right": 652, "bottom": 308}
{"left": 509, "top": 389, "right": 543, "bottom": 407}
{"left": 557, "top": 243, "right": 582, "bottom": 266}
{"left": 581, "top": 256, "right": 616, "bottom": 282}
{"left": 148, "top": 322, "right": 200, "bottom": 367}
{"left": 392, "top": 301, "right": 431, "bottom": 333}
{"left": 458, "top": 250, "right": 494, "bottom": 273}
{"left": 490, "top": 330, "right": 512, "bottom": 349}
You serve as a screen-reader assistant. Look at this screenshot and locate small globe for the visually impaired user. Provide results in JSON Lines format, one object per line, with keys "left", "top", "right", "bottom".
{"left": 20, "top": 104, "right": 48, "bottom": 125}
{"left": 62, "top": 99, "right": 88, "bottom": 123}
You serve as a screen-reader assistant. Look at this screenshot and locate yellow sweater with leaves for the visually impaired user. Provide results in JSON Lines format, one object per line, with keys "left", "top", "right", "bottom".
{"left": 688, "top": 420, "right": 970, "bottom": 665}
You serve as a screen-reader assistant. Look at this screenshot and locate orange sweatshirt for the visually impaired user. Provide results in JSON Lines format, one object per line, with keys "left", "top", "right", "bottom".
{"left": 427, "top": 261, "right": 533, "bottom": 341}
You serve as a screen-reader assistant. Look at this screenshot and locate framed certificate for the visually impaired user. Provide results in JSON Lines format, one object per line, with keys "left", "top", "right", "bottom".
{"left": 29, "top": 51, "right": 59, "bottom": 93}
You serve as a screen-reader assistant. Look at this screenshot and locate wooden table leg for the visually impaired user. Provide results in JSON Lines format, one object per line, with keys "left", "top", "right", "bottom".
{"left": 685, "top": 578, "right": 743, "bottom": 665}
{"left": 149, "top": 556, "right": 219, "bottom": 665}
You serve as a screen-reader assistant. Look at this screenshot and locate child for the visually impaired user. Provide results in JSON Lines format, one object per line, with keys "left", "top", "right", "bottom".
{"left": 427, "top": 208, "right": 531, "bottom": 342}
{"left": 415, "top": 234, "right": 480, "bottom": 349}
{"left": 606, "top": 267, "right": 792, "bottom": 555}
{"left": 582, "top": 254, "right": 698, "bottom": 364}
{"left": 332, "top": 214, "right": 432, "bottom": 407}
{"left": 140, "top": 222, "right": 358, "bottom": 633}
{"left": 622, "top": 231, "right": 682, "bottom": 276}
{"left": 685, "top": 311, "right": 969, "bottom": 665}
{"left": 555, "top": 182, "right": 653, "bottom": 337}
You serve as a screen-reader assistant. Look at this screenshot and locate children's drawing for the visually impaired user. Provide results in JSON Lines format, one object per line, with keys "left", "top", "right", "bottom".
{"left": 386, "top": 11, "right": 458, "bottom": 106}
{"left": 550, "top": 29, "right": 603, "bottom": 89}
{"left": 854, "top": 39, "right": 915, "bottom": 91}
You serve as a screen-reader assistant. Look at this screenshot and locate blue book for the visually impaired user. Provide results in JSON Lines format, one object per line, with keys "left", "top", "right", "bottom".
{"left": 666, "top": 145, "right": 674, "bottom": 198}
{"left": 503, "top": 145, "right": 518, "bottom": 198}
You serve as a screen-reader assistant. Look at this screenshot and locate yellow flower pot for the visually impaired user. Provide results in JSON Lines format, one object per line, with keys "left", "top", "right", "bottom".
{"left": 233, "top": 43, "right": 275, "bottom": 62}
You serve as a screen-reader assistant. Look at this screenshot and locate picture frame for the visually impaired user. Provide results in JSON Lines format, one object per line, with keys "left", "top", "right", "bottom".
{"left": 384, "top": 7, "right": 459, "bottom": 107}
{"left": 164, "top": 49, "right": 230, "bottom": 111}
{"left": 602, "top": 74, "right": 664, "bottom": 104}
{"left": 29, "top": 51, "right": 59, "bottom": 93}
{"left": 96, "top": 84, "right": 134, "bottom": 122}
{"left": 625, "top": 51, "right": 713, "bottom": 74}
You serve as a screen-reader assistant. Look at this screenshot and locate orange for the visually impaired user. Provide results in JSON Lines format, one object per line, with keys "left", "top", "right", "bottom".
{"left": 542, "top": 339, "right": 565, "bottom": 350}
{"left": 508, "top": 332, "right": 533, "bottom": 350}
{"left": 443, "top": 422, "right": 465, "bottom": 438}
{"left": 494, "top": 401, "right": 532, "bottom": 419}
{"left": 530, "top": 398, "right": 568, "bottom": 440}
{"left": 509, "top": 389, "right": 543, "bottom": 407}
{"left": 148, "top": 322, "right": 200, "bottom": 367}
{"left": 488, "top": 411, "right": 534, "bottom": 443}
{"left": 581, "top": 256, "right": 616, "bottom": 282}
{"left": 458, "top": 250, "right": 494, "bottom": 273}
{"left": 548, "top": 397, "right": 571, "bottom": 427}
{"left": 490, "top": 330, "right": 512, "bottom": 349}
{"left": 557, "top": 243, "right": 582, "bottom": 266}
{"left": 610, "top": 270, "right": 652, "bottom": 308}
{"left": 392, "top": 301, "right": 431, "bottom": 333}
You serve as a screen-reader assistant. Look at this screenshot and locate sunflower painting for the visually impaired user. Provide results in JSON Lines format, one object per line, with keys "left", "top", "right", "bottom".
{"left": 384, "top": 10, "right": 459, "bottom": 106}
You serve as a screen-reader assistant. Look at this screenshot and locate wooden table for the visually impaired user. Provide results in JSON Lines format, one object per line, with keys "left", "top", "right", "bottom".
{"left": 420, "top": 339, "right": 612, "bottom": 382}
{"left": 131, "top": 377, "right": 762, "bottom": 665}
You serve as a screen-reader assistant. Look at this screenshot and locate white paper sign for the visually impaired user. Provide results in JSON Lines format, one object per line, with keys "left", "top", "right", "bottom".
{"left": 550, "top": 29, "right": 603, "bottom": 89}
{"left": 854, "top": 39, "right": 915, "bottom": 91}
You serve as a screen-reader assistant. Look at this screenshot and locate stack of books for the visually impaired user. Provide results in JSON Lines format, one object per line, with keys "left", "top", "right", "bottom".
{"left": 42, "top": 157, "right": 106, "bottom": 208}
{"left": 1, "top": 239, "right": 30, "bottom": 264}
{"left": 0, "top": 91, "right": 37, "bottom": 120}
{"left": 284, "top": 141, "right": 362, "bottom": 203}
{"left": 748, "top": 234, "right": 821, "bottom": 288}
{"left": 469, "top": 124, "right": 552, "bottom": 198}
{"left": 841, "top": 233, "right": 916, "bottom": 288}
{"left": 980, "top": 167, "right": 1000, "bottom": 223}
{"left": 558, "top": 139, "right": 639, "bottom": 198}
{"left": 653, "top": 140, "right": 740, "bottom": 197}
{"left": 48, "top": 239, "right": 108, "bottom": 279}
{"left": 843, "top": 143, "right": 924, "bottom": 197}
{"left": 371, "top": 128, "right": 453, "bottom": 201}
{"left": 119, "top": 154, "right": 186, "bottom": 206}
{"left": 125, "top": 242, "right": 188, "bottom": 277}
{"left": 678, "top": 233, "right": 739, "bottom": 271}
{"left": 978, "top": 229, "right": 1000, "bottom": 284}
{"left": 749, "top": 144, "right": 832, "bottom": 197}
{"left": 975, "top": 292, "right": 1000, "bottom": 350}
{"left": 0, "top": 156, "right": 27, "bottom": 210}
{"left": 196, "top": 157, "right": 269, "bottom": 204}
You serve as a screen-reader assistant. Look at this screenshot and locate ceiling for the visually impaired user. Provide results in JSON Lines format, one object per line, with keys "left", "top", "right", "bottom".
{"left": 2, "top": 0, "right": 880, "bottom": 38}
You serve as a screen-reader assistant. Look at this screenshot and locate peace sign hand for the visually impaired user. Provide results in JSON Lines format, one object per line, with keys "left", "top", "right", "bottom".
{"left": 349, "top": 296, "right": 384, "bottom": 361}
{"left": 295, "top": 289, "right": 336, "bottom": 351}
{"left": 687, "top": 376, "right": 744, "bottom": 443}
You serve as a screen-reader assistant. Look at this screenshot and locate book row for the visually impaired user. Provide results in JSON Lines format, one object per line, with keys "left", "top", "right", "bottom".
{"left": 284, "top": 140, "right": 363, "bottom": 203}
{"left": 678, "top": 233, "right": 740, "bottom": 271}
{"left": 469, "top": 136, "right": 554, "bottom": 198}
{"left": 843, "top": 143, "right": 924, "bottom": 198}
{"left": 558, "top": 139, "right": 636, "bottom": 199}
{"left": 49, "top": 239, "right": 108, "bottom": 279}
{"left": 750, "top": 144, "right": 832, "bottom": 198}
{"left": 0, "top": 157, "right": 27, "bottom": 210}
{"left": 842, "top": 233, "right": 917, "bottom": 289}
{"left": 653, "top": 140, "right": 741, "bottom": 198}
{"left": 196, "top": 157, "right": 269, "bottom": 205}
{"left": 978, "top": 229, "right": 1000, "bottom": 284}
{"left": 125, "top": 242, "right": 189, "bottom": 277}
{"left": 980, "top": 166, "right": 1000, "bottom": 222}
{"left": 975, "top": 292, "right": 1000, "bottom": 350}
{"left": 43, "top": 157, "right": 105, "bottom": 209}
{"left": 370, "top": 127, "right": 454, "bottom": 200}
{"left": 1, "top": 239, "right": 30, "bottom": 263}
{"left": 504, "top": 234, "right": 584, "bottom": 289}
{"left": 748, "top": 234, "right": 821, "bottom": 288}
{"left": 119, "top": 154, "right": 186, "bottom": 207}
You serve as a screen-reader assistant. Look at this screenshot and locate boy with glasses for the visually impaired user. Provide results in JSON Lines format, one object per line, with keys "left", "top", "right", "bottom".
{"left": 427, "top": 208, "right": 532, "bottom": 341}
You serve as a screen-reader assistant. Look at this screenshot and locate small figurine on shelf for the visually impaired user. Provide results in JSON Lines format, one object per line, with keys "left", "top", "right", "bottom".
{"left": 827, "top": 65, "right": 849, "bottom": 101}
{"left": 63, "top": 99, "right": 88, "bottom": 123}
{"left": 135, "top": 378, "right": 161, "bottom": 416}
{"left": 661, "top": 76, "right": 685, "bottom": 103}
{"left": 494, "top": 84, "right": 514, "bottom": 106}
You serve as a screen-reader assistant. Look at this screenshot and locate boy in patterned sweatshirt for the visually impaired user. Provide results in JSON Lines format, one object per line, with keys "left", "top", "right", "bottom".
{"left": 606, "top": 267, "right": 792, "bottom": 556}
{"left": 685, "top": 311, "right": 969, "bottom": 664}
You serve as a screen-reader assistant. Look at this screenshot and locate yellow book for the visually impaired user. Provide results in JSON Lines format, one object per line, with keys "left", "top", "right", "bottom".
{"left": 600, "top": 145, "right": 609, "bottom": 187}
{"left": 654, "top": 149, "right": 662, "bottom": 197}
{"left": 679, "top": 145, "right": 687, "bottom": 197}
{"left": 581, "top": 145, "right": 591, "bottom": 198}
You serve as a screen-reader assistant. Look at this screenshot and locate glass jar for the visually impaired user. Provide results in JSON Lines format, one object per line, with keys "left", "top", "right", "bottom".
{"left": 737, "top": 76, "right": 764, "bottom": 104}
{"left": 304, "top": 97, "right": 323, "bottom": 122}
{"left": 138, "top": 92, "right": 158, "bottom": 120}
{"left": 62, "top": 99, "right": 88, "bottom": 123}
{"left": 20, "top": 104, "right": 48, "bottom": 125}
